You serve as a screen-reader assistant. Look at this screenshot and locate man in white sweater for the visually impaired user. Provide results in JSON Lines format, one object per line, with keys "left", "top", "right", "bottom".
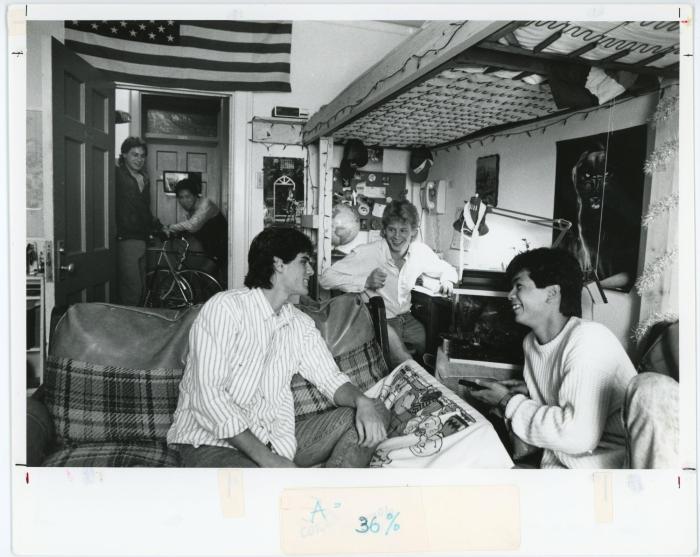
{"left": 469, "top": 248, "right": 637, "bottom": 468}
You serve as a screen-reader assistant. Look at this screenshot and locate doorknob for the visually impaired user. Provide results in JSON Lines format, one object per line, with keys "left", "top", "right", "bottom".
{"left": 56, "top": 240, "right": 75, "bottom": 276}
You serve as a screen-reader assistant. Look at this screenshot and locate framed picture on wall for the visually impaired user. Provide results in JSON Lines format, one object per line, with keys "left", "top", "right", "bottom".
{"left": 263, "top": 157, "right": 305, "bottom": 227}
{"left": 162, "top": 171, "right": 202, "bottom": 195}
{"left": 475, "top": 154, "right": 499, "bottom": 206}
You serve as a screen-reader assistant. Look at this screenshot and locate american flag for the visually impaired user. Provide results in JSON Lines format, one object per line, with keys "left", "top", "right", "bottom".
{"left": 64, "top": 20, "right": 292, "bottom": 92}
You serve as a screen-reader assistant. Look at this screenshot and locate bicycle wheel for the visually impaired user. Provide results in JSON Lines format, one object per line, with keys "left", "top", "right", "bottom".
{"left": 178, "top": 269, "right": 223, "bottom": 304}
{"left": 144, "top": 269, "right": 193, "bottom": 309}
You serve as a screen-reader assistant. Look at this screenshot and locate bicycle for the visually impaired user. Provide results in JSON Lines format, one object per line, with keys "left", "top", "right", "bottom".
{"left": 143, "top": 236, "right": 223, "bottom": 309}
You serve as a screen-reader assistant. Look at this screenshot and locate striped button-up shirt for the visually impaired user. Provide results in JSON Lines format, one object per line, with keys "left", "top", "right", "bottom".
{"left": 167, "top": 288, "right": 350, "bottom": 459}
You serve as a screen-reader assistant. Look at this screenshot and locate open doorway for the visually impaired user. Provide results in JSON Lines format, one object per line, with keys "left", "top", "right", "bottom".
{"left": 115, "top": 89, "right": 230, "bottom": 288}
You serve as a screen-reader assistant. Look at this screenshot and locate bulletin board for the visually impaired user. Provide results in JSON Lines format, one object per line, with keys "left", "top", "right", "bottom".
{"left": 332, "top": 169, "right": 407, "bottom": 230}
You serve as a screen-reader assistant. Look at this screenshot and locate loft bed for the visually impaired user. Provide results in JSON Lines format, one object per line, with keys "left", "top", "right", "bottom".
{"left": 302, "top": 20, "right": 680, "bottom": 282}
{"left": 303, "top": 20, "right": 680, "bottom": 149}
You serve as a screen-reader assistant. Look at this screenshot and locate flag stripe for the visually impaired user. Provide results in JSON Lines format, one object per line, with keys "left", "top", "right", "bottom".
{"left": 65, "top": 40, "right": 290, "bottom": 73}
{"left": 77, "top": 53, "right": 291, "bottom": 83}
{"left": 102, "top": 70, "right": 291, "bottom": 92}
{"left": 180, "top": 35, "right": 291, "bottom": 54}
{"left": 183, "top": 20, "right": 292, "bottom": 34}
{"left": 181, "top": 24, "right": 292, "bottom": 46}
{"left": 65, "top": 29, "right": 290, "bottom": 63}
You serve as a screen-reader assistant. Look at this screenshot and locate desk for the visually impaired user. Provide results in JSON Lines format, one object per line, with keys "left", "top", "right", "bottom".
{"left": 410, "top": 287, "right": 452, "bottom": 358}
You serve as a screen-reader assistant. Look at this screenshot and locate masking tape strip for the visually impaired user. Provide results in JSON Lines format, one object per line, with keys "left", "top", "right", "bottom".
{"left": 593, "top": 472, "right": 614, "bottom": 524}
{"left": 7, "top": 5, "right": 26, "bottom": 38}
{"left": 279, "top": 485, "right": 520, "bottom": 554}
{"left": 217, "top": 469, "right": 245, "bottom": 518}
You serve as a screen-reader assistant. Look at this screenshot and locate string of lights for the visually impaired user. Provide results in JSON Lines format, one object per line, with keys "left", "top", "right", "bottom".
{"left": 432, "top": 82, "right": 675, "bottom": 153}
{"left": 303, "top": 21, "right": 469, "bottom": 141}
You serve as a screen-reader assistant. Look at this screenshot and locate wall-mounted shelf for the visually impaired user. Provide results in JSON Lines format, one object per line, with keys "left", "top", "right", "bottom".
{"left": 251, "top": 117, "right": 304, "bottom": 145}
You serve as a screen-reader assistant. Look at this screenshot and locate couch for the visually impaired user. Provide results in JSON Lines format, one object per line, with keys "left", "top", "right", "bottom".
{"left": 26, "top": 293, "right": 391, "bottom": 467}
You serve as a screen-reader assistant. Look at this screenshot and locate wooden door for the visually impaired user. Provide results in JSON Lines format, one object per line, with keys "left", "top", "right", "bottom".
{"left": 52, "top": 39, "right": 116, "bottom": 307}
{"left": 147, "top": 143, "right": 221, "bottom": 226}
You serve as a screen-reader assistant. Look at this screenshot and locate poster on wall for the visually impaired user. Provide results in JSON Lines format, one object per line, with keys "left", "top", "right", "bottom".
{"left": 553, "top": 125, "right": 647, "bottom": 291}
{"left": 475, "top": 154, "right": 499, "bottom": 206}
{"left": 263, "top": 157, "right": 305, "bottom": 227}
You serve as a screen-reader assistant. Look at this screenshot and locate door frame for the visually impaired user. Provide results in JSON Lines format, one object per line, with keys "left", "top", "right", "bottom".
{"left": 114, "top": 84, "right": 251, "bottom": 289}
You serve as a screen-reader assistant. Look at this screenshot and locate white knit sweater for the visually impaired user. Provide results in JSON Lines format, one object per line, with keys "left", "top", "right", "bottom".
{"left": 504, "top": 317, "right": 637, "bottom": 468}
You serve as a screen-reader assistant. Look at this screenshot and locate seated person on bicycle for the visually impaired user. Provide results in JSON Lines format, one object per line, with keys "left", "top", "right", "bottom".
{"left": 166, "top": 179, "right": 228, "bottom": 283}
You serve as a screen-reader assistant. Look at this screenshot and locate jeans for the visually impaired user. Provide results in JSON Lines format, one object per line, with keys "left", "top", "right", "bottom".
{"left": 176, "top": 401, "right": 390, "bottom": 468}
{"left": 117, "top": 239, "right": 146, "bottom": 306}
{"left": 387, "top": 312, "right": 426, "bottom": 367}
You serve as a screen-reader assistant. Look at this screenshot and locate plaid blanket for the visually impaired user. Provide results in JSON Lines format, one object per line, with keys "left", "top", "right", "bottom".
{"left": 43, "top": 441, "right": 180, "bottom": 467}
{"left": 43, "top": 356, "right": 183, "bottom": 444}
{"left": 292, "top": 339, "right": 388, "bottom": 420}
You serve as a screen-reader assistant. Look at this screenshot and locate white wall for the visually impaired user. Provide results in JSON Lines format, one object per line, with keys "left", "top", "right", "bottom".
{"left": 430, "top": 93, "right": 657, "bottom": 272}
{"left": 253, "top": 21, "right": 415, "bottom": 120}
{"left": 245, "top": 21, "right": 415, "bottom": 250}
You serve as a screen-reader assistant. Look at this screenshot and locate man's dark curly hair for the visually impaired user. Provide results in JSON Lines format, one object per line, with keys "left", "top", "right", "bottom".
{"left": 118, "top": 136, "right": 147, "bottom": 166}
{"left": 505, "top": 248, "right": 583, "bottom": 317}
{"left": 174, "top": 178, "right": 201, "bottom": 197}
{"left": 244, "top": 227, "right": 313, "bottom": 289}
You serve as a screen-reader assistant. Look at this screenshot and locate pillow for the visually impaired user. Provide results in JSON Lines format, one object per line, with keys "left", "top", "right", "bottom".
{"left": 292, "top": 339, "right": 388, "bottom": 420}
{"left": 42, "top": 441, "right": 180, "bottom": 467}
{"left": 43, "top": 356, "right": 183, "bottom": 444}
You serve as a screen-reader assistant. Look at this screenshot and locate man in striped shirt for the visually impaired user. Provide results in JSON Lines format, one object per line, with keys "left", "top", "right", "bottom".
{"left": 168, "top": 227, "right": 388, "bottom": 467}
{"left": 467, "top": 248, "right": 637, "bottom": 468}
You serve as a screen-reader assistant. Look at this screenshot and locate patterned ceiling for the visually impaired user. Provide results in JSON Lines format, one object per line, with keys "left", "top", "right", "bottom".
{"left": 309, "top": 20, "right": 680, "bottom": 149}
{"left": 332, "top": 67, "right": 557, "bottom": 148}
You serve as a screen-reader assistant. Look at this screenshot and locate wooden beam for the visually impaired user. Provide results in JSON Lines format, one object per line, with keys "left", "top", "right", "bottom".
{"left": 513, "top": 71, "right": 534, "bottom": 81}
{"left": 503, "top": 31, "right": 520, "bottom": 47}
{"left": 600, "top": 49, "right": 631, "bottom": 63}
{"left": 484, "top": 21, "right": 525, "bottom": 43}
{"left": 454, "top": 46, "right": 552, "bottom": 76}
{"left": 567, "top": 42, "right": 598, "bottom": 59}
{"left": 533, "top": 30, "right": 563, "bottom": 53}
{"left": 302, "top": 20, "right": 506, "bottom": 145}
{"left": 635, "top": 47, "right": 676, "bottom": 67}
{"left": 477, "top": 40, "right": 678, "bottom": 78}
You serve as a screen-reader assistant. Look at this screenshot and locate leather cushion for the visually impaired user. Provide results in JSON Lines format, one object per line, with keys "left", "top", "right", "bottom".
{"left": 297, "top": 294, "right": 376, "bottom": 357}
{"left": 43, "top": 356, "right": 182, "bottom": 444}
{"left": 50, "top": 303, "right": 200, "bottom": 370}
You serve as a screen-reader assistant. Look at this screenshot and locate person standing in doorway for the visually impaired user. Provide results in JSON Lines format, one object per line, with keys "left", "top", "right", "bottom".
{"left": 115, "top": 136, "right": 164, "bottom": 306}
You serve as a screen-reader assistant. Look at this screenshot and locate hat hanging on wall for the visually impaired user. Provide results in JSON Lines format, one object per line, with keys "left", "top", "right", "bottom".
{"left": 453, "top": 194, "right": 490, "bottom": 236}
{"left": 409, "top": 147, "right": 434, "bottom": 182}
{"left": 339, "top": 138, "right": 369, "bottom": 181}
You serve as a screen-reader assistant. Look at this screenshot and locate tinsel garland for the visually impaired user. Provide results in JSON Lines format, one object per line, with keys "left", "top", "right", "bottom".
{"left": 632, "top": 311, "right": 679, "bottom": 343}
{"left": 634, "top": 248, "right": 679, "bottom": 295}
{"left": 643, "top": 139, "right": 679, "bottom": 175}
{"left": 649, "top": 94, "right": 679, "bottom": 123}
{"left": 642, "top": 193, "right": 679, "bottom": 227}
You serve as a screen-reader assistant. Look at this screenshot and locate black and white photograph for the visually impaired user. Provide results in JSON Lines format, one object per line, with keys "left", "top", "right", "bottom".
{"left": 5, "top": 5, "right": 697, "bottom": 556}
